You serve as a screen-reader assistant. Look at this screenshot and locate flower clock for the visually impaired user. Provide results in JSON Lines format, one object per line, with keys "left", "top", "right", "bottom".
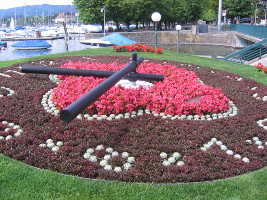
{"left": 0, "top": 56, "right": 266, "bottom": 183}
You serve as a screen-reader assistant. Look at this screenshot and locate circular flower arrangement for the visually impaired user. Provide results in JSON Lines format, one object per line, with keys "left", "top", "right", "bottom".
{"left": 0, "top": 56, "right": 266, "bottom": 183}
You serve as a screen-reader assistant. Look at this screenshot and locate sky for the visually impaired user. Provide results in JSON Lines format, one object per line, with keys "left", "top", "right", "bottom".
{"left": 1, "top": 0, "right": 74, "bottom": 9}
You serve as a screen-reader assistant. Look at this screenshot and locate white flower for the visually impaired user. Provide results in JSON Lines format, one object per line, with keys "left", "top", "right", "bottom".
{"left": 252, "top": 93, "right": 258, "bottom": 98}
{"left": 177, "top": 161, "right": 185, "bottom": 166}
{"left": 127, "top": 157, "right": 135, "bottom": 163}
{"left": 111, "top": 151, "right": 119, "bottom": 157}
{"left": 253, "top": 137, "right": 259, "bottom": 141}
{"left": 47, "top": 143, "right": 55, "bottom": 148}
{"left": 226, "top": 150, "right": 234, "bottom": 155}
{"left": 160, "top": 152, "right": 168, "bottom": 159}
{"left": 211, "top": 138, "right": 217, "bottom": 142}
{"left": 114, "top": 167, "right": 122, "bottom": 173}
{"left": 123, "top": 163, "right": 132, "bottom": 170}
{"left": 246, "top": 140, "right": 252, "bottom": 144}
{"left": 8, "top": 123, "right": 15, "bottom": 127}
{"left": 200, "top": 147, "right": 207, "bottom": 151}
{"left": 109, "top": 114, "right": 115, "bottom": 118}
{"left": 104, "top": 155, "right": 111, "bottom": 161}
{"left": 17, "top": 129, "right": 23, "bottom": 134}
{"left": 115, "top": 116, "right": 121, "bottom": 120}
{"left": 56, "top": 141, "right": 64, "bottom": 147}
{"left": 89, "top": 156, "right": 97, "bottom": 162}
{"left": 46, "top": 139, "right": 53, "bottom": 144}
{"left": 255, "top": 141, "right": 262, "bottom": 145}
{"left": 172, "top": 152, "right": 181, "bottom": 159}
{"left": 14, "top": 132, "right": 21, "bottom": 137}
{"left": 52, "top": 146, "right": 60, "bottom": 152}
{"left": 83, "top": 153, "right": 91, "bottom": 159}
{"left": 0, "top": 136, "right": 4, "bottom": 140}
{"left": 96, "top": 145, "right": 104, "bottom": 150}
{"left": 216, "top": 141, "right": 223, "bottom": 146}
{"left": 104, "top": 165, "right": 112, "bottom": 171}
{"left": 106, "top": 147, "right": 113, "bottom": 153}
{"left": 13, "top": 125, "right": 20, "bottom": 129}
{"left": 168, "top": 157, "right": 176, "bottom": 164}
{"left": 39, "top": 143, "right": 46, "bottom": 148}
{"left": 220, "top": 145, "right": 228, "bottom": 151}
{"left": 4, "top": 128, "right": 10, "bottom": 132}
{"left": 5, "top": 135, "right": 12, "bottom": 140}
{"left": 86, "top": 148, "right": 94, "bottom": 154}
{"left": 258, "top": 145, "right": 264, "bottom": 149}
{"left": 97, "top": 117, "right": 103, "bottom": 120}
{"left": 242, "top": 157, "right": 250, "bottom": 163}
{"left": 234, "top": 154, "right": 241, "bottom": 159}
{"left": 121, "top": 152, "right": 129, "bottom": 158}
{"left": 100, "top": 160, "right": 108, "bottom": 167}
{"left": 162, "top": 160, "right": 171, "bottom": 166}
{"left": 204, "top": 144, "right": 212, "bottom": 149}
{"left": 76, "top": 115, "right": 83, "bottom": 120}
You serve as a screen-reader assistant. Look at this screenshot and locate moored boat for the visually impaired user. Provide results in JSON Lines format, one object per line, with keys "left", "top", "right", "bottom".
{"left": 0, "top": 41, "right": 7, "bottom": 47}
{"left": 12, "top": 40, "right": 52, "bottom": 50}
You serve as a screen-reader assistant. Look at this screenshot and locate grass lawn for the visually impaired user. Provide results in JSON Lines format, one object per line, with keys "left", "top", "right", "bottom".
{"left": 0, "top": 47, "right": 266, "bottom": 200}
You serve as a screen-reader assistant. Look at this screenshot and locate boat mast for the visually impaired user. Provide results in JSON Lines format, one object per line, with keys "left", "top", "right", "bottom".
{"left": 24, "top": 0, "right": 27, "bottom": 27}
{"left": 15, "top": 8, "right": 17, "bottom": 27}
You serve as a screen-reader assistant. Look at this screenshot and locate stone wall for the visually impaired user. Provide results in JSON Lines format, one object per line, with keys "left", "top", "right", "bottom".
{"left": 84, "top": 31, "right": 247, "bottom": 48}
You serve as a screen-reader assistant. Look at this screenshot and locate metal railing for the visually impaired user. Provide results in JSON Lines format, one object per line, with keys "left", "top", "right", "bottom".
{"left": 230, "top": 24, "right": 267, "bottom": 39}
{"left": 221, "top": 38, "right": 267, "bottom": 63}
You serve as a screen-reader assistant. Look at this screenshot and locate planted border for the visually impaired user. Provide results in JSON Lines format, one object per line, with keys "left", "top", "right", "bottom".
{"left": 0, "top": 56, "right": 266, "bottom": 183}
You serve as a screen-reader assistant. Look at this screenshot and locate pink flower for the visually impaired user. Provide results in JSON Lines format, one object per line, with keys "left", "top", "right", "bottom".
{"left": 51, "top": 61, "right": 230, "bottom": 116}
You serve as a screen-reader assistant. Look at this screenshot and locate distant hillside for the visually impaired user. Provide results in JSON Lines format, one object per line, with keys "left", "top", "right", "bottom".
{"left": 0, "top": 4, "right": 77, "bottom": 19}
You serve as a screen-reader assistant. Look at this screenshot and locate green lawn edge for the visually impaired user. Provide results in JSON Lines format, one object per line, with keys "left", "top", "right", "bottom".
{"left": 0, "top": 47, "right": 266, "bottom": 200}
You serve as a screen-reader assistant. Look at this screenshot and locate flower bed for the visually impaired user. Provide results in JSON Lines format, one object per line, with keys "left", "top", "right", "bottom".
{"left": 51, "top": 61, "right": 230, "bottom": 116}
{"left": 254, "top": 62, "right": 267, "bottom": 73}
{"left": 113, "top": 43, "right": 163, "bottom": 54}
{"left": 0, "top": 56, "right": 266, "bottom": 183}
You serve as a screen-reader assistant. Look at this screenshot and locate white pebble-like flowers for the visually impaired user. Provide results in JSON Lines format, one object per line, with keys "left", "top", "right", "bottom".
{"left": 201, "top": 138, "right": 250, "bottom": 163}
{"left": 0, "top": 121, "right": 24, "bottom": 140}
{"left": 83, "top": 145, "right": 135, "bottom": 172}
{"left": 39, "top": 139, "right": 64, "bottom": 152}
{"left": 160, "top": 152, "right": 185, "bottom": 167}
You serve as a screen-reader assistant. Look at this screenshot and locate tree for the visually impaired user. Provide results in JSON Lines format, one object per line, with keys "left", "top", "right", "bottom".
{"left": 200, "top": 0, "right": 218, "bottom": 22}
{"left": 224, "top": 0, "right": 254, "bottom": 20}
{"left": 105, "top": 0, "right": 124, "bottom": 30}
{"left": 73, "top": 0, "right": 106, "bottom": 30}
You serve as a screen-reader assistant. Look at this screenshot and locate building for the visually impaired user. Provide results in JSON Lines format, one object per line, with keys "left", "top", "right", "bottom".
{"left": 55, "top": 13, "right": 76, "bottom": 24}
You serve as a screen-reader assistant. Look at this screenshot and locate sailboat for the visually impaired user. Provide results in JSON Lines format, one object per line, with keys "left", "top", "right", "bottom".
{"left": 12, "top": 0, "right": 52, "bottom": 50}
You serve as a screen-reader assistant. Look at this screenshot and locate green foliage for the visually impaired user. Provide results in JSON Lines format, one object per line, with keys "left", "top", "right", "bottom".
{"left": 224, "top": 0, "right": 254, "bottom": 19}
{"left": 73, "top": 0, "right": 106, "bottom": 24}
{"left": 201, "top": 0, "right": 218, "bottom": 22}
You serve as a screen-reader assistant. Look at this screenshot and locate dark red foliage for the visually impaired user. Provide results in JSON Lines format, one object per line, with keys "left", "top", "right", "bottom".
{"left": 0, "top": 56, "right": 266, "bottom": 183}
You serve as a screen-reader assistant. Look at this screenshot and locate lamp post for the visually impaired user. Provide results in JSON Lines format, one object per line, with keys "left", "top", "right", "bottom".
{"left": 218, "top": 0, "right": 222, "bottom": 31}
{"left": 175, "top": 25, "right": 181, "bottom": 50}
{"left": 101, "top": 7, "right": 106, "bottom": 36}
{"left": 151, "top": 12, "right": 161, "bottom": 49}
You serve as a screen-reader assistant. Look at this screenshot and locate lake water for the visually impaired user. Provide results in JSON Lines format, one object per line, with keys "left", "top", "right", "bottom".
{"left": 0, "top": 36, "right": 88, "bottom": 61}
{"left": 0, "top": 37, "right": 238, "bottom": 61}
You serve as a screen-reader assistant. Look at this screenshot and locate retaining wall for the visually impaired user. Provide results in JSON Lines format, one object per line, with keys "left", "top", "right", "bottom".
{"left": 85, "top": 31, "right": 248, "bottom": 48}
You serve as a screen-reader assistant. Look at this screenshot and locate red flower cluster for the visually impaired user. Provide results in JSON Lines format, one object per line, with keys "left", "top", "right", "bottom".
{"left": 254, "top": 62, "right": 267, "bottom": 73}
{"left": 113, "top": 43, "right": 163, "bottom": 54}
{"left": 51, "top": 61, "right": 230, "bottom": 116}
